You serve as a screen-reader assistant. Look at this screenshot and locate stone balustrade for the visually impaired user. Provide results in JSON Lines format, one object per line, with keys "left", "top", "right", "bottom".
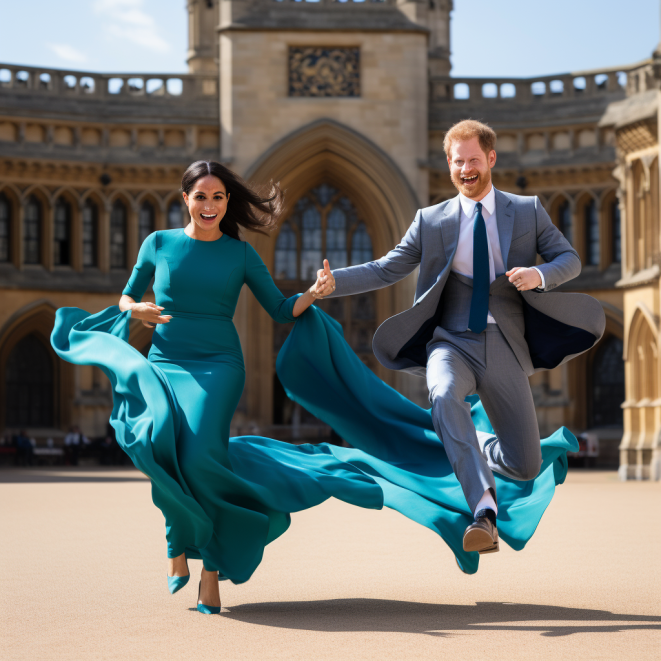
{"left": 431, "top": 66, "right": 633, "bottom": 104}
{"left": 0, "top": 63, "right": 217, "bottom": 101}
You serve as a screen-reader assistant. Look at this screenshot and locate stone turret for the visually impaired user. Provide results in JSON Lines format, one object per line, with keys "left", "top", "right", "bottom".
{"left": 187, "top": 0, "right": 220, "bottom": 73}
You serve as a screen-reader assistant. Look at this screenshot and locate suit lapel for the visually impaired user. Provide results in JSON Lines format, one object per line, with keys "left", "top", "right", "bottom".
{"left": 495, "top": 188, "right": 515, "bottom": 269}
{"left": 439, "top": 196, "right": 462, "bottom": 265}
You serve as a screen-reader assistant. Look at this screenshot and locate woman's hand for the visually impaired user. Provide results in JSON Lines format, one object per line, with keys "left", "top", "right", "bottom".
{"left": 292, "top": 260, "right": 335, "bottom": 317}
{"left": 506, "top": 267, "right": 542, "bottom": 292}
{"left": 119, "top": 296, "right": 172, "bottom": 327}
{"left": 310, "top": 260, "right": 336, "bottom": 299}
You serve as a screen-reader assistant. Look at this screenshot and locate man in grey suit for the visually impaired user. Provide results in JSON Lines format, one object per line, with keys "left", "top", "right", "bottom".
{"left": 313, "top": 119, "right": 605, "bottom": 556}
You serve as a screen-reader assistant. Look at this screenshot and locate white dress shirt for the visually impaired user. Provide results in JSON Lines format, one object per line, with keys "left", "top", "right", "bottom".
{"left": 451, "top": 185, "right": 545, "bottom": 324}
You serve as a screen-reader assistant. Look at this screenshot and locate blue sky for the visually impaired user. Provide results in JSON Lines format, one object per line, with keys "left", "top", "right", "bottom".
{"left": 0, "top": 0, "right": 658, "bottom": 77}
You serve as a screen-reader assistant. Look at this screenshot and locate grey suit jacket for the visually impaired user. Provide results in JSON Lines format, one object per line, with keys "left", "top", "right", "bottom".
{"left": 328, "top": 188, "right": 606, "bottom": 377}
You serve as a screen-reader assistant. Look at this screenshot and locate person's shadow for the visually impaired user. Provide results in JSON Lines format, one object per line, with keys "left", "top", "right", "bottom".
{"left": 220, "top": 599, "right": 661, "bottom": 637}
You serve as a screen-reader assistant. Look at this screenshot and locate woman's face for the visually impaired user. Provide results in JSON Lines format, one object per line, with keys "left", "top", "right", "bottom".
{"left": 182, "top": 175, "right": 230, "bottom": 234}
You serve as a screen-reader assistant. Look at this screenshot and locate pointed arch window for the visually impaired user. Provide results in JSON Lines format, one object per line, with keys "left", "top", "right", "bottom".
{"left": 24, "top": 195, "right": 42, "bottom": 264}
{"left": 53, "top": 198, "right": 72, "bottom": 266}
{"left": 591, "top": 336, "right": 624, "bottom": 427}
{"left": 0, "top": 192, "right": 11, "bottom": 263}
{"left": 272, "top": 184, "right": 377, "bottom": 428}
{"left": 110, "top": 200, "right": 127, "bottom": 269}
{"left": 611, "top": 199, "right": 621, "bottom": 264}
{"left": 584, "top": 199, "right": 600, "bottom": 266}
{"left": 82, "top": 199, "right": 99, "bottom": 267}
{"left": 168, "top": 200, "right": 183, "bottom": 229}
{"left": 5, "top": 334, "right": 54, "bottom": 427}
{"left": 557, "top": 199, "right": 572, "bottom": 246}
{"left": 139, "top": 200, "right": 155, "bottom": 245}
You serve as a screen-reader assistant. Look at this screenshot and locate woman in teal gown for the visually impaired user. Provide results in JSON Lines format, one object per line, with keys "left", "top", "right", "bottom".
{"left": 51, "top": 161, "right": 578, "bottom": 614}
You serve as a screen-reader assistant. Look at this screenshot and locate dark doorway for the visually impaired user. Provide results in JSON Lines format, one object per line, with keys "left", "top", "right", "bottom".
{"left": 5, "top": 334, "right": 54, "bottom": 427}
{"left": 591, "top": 335, "right": 624, "bottom": 427}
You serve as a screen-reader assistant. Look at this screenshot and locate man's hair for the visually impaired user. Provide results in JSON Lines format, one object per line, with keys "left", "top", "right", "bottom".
{"left": 443, "top": 119, "right": 497, "bottom": 157}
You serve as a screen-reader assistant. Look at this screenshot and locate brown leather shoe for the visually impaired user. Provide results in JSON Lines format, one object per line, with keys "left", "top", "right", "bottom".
{"left": 463, "top": 509, "right": 499, "bottom": 554}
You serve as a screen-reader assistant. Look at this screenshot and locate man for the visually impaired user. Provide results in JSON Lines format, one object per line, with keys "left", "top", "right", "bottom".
{"left": 64, "top": 425, "right": 90, "bottom": 466}
{"left": 314, "top": 119, "right": 605, "bottom": 555}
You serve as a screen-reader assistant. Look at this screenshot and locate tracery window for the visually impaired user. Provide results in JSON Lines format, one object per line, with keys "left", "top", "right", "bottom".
{"left": 0, "top": 192, "right": 10, "bottom": 263}
{"left": 110, "top": 200, "right": 127, "bottom": 269}
{"left": 82, "top": 199, "right": 99, "bottom": 267}
{"left": 5, "top": 334, "right": 54, "bottom": 428}
{"left": 584, "top": 199, "right": 600, "bottom": 266}
{"left": 272, "top": 184, "right": 376, "bottom": 429}
{"left": 557, "top": 199, "right": 572, "bottom": 245}
{"left": 168, "top": 200, "right": 183, "bottom": 229}
{"left": 53, "top": 198, "right": 72, "bottom": 266}
{"left": 139, "top": 201, "right": 155, "bottom": 245}
{"left": 23, "top": 195, "right": 42, "bottom": 265}
{"left": 274, "top": 184, "right": 373, "bottom": 280}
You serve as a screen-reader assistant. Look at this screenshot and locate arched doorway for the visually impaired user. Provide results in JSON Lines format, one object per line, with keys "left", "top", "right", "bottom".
{"left": 272, "top": 183, "right": 377, "bottom": 430}
{"left": 5, "top": 334, "right": 54, "bottom": 428}
{"left": 590, "top": 335, "right": 624, "bottom": 428}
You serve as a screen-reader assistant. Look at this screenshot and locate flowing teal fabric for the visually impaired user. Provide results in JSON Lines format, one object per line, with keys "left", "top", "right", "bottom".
{"left": 51, "top": 229, "right": 577, "bottom": 582}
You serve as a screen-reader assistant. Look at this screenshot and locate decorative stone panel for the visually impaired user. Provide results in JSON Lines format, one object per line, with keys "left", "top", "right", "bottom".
{"left": 288, "top": 47, "right": 360, "bottom": 98}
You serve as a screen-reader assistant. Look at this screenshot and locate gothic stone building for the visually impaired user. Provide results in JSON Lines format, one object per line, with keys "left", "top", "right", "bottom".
{"left": 0, "top": 0, "right": 659, "bottom": 480}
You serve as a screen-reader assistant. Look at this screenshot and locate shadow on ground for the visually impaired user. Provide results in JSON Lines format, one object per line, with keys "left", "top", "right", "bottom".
{"left": 222, "top": 599, "right": 661, "bottom": 637}
{"left": 0, "top": 468, "right": 147, "bottom": 483}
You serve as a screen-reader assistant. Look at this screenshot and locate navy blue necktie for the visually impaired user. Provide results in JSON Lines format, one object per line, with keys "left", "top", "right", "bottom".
{"left": 468, "top": 201, "right": 490, "bottom": 334}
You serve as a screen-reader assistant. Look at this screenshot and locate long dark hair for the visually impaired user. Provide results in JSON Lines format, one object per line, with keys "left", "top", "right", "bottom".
{"left": 181, "top": 160, "right": 284, "bottom": 241}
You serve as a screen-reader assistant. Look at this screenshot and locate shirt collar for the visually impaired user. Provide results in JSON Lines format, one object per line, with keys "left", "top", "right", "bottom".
{"left": 459, "top": 184, "right": 496, "bottom": 218}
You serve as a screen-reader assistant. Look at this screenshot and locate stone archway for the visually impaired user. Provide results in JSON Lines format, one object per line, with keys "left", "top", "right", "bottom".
{"left": 238, "top": 119, "right": 425, "bottom": 429}
{"left": 620, "top": 305, "right": 660, "bottom": 479}
{"left": 0, "top": 300, "right": 72, "bottom": 432}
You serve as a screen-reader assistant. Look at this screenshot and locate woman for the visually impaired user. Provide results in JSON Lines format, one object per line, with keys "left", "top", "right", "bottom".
{"left": 52, "top": 161, "right": 577, "bottom": 614}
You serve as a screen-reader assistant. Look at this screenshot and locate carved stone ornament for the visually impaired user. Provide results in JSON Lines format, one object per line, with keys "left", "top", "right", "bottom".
{"left": 289, "top": 47, "right": 360, "bottom": 98}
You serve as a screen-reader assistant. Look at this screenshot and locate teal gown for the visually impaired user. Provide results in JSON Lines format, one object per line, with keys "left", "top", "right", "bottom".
{"left": 51, "top": 229, "right": 578, "bottom": 580}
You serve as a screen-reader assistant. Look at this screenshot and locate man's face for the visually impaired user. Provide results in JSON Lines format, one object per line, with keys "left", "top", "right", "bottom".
{"left": 447, "top": 137, "right": 497, "bottom": 200}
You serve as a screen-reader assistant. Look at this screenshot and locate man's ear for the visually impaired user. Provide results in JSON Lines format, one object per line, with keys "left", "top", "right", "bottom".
{"left": 489, "top": 150, "right": 497, "bottom": 168}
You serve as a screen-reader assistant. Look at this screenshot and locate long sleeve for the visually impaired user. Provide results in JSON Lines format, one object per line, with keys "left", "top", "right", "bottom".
{"left": 244, "top": 242, "right": 298, "bottom": 323}
{"left": 122, "top": 232, "right": 157, "bottom": 301}
{"left": 327, "top": 209, "right": 423, "bottom": 298}
{"left": 533, "top": 197, "right": 581, "bottom": 291}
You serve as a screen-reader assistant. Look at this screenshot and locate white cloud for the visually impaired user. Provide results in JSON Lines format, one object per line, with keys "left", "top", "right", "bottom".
{"left": 94, "top": 0, "right": 170, "bottom": 54}
{"left": 48, "top": 43, "right": 88, "bottom": 64}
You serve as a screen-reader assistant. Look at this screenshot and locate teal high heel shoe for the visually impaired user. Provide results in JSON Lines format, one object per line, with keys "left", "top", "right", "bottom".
{"left": 196, "top": 581, "right": 221, "bottom": 615}
{"left": 167, "top": 555, "right": 189, "bottom": 595}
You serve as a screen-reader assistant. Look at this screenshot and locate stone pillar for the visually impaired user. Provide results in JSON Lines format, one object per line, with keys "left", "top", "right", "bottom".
{"left": 187, "top": 0, "right": 220, "bottom": 73}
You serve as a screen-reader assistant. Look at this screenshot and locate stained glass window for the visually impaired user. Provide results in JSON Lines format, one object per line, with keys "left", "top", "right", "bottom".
{"left": 168, "top": 200, "right": 183, "bottom": 229}
{"left": 139, "top": 201, "right": 155, "bottom": 245}
{"left": 584, "top": 199, "right": 600, "bottom": 266}
{"left": 557, "top": 199, "right": 572, "bottom": 245}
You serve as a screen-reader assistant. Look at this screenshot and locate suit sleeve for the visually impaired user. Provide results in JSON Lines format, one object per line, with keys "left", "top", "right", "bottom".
{"left": 327, "top": 209, "right": 423, "bottom": 298}
{"left": 244, "top": 242, "right": 297, "bottom": 323}
{"left": 122, "top": 232, "right": 156, "bottom": 302}
{"left": 533, "top": 197, "right": 581, "bottom": 291}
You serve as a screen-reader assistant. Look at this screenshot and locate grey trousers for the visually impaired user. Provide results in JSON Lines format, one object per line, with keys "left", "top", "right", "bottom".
{"left": 426, "top": 325, "right": 542, "bottom": 513}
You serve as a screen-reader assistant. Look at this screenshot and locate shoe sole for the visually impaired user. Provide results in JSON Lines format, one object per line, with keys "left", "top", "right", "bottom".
{"left": 463, "top": 528, "right": 499, "bottom": 554}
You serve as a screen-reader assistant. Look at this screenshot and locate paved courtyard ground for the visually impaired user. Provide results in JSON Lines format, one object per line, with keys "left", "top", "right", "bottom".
{"left": 1, "top": 468, "right": 659, "bottom": 660}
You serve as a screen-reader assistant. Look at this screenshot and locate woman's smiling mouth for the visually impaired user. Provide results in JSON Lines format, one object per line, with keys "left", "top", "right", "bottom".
{"left": 200, "top": 213, "right": 217, "bottom": 220}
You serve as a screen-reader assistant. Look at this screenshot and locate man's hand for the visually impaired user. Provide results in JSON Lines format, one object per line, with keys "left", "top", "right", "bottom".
{"left": 310, "top": 259, "right": 336, "bottom": 299}
{"left": 506, "top": 267, "right": 542, "bottom": 292}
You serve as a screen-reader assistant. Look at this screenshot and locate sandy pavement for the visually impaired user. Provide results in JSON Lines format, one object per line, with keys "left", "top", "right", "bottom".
{"left": 1, "top": 468, "right": 659, "bottom": 660}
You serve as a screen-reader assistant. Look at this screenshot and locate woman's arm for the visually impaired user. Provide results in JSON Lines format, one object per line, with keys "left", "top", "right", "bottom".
{"left": 119, "top": 295, "right": 172, "bottom": 326}
{"left": 119, "top": 233, "right": 171, "bottom": 327}
{"left": 245, "top": 243, "right": 331, "bottom": 322}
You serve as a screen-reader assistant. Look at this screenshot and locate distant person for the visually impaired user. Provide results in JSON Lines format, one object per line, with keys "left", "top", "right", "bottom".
{"left": 64, "top": 426, "right": 89, "bottom": 466}
{"left": 14, "top": 430, "right": 33, "bottom": 467}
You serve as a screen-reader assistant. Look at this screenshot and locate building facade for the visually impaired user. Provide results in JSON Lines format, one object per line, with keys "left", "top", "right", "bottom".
{"left": 0, "top": 0, "right": 658, "bottom": 479}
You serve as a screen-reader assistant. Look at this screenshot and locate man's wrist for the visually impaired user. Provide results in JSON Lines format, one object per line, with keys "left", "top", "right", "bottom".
{"left": 532, "top": 266, "right": 545, "bottom": 291}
